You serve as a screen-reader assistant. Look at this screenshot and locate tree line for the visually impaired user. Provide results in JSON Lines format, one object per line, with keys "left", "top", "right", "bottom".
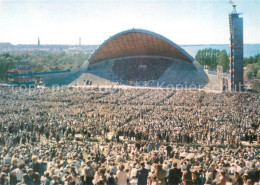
{"left": 195, "top": 48, "right": 260, "bottom": 80}
{"left": 195, "top": 48, "right": 229, "bottom": 72}
{"left": 244, "top": 55, "right": 260, "bottom": 80}
{"left": 0, "top": 52, "right": 90, "bottom": 81}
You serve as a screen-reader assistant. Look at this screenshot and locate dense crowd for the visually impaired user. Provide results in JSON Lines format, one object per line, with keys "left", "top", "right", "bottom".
{"left": 0, "top": 86, "right": 259, "bottom": 185}
{"left": 112, "top": 57, "right": 172, "bottom": 81}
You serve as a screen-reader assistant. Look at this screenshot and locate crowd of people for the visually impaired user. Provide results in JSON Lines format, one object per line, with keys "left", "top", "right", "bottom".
{"left": 112, "top": 57, "right": 173, "bottom": 81}
{"left": 0, "top": 86, "right": 259, "bottom": 185}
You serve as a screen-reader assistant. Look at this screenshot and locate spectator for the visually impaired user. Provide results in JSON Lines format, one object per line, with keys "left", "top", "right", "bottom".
{"left": 29, "top": 156, "right": 44, "bottom": 176}
{"left": 116, "top": 164, "right": 128, "bottom": 185}
{"left": 168, "top": 162, "right": 182, "bottom": 185}
{"left": 153, "top": 164, "right": 167, "bottom": 185}
{"left": 136, "top": 162, "right": 149, "bottom": 185}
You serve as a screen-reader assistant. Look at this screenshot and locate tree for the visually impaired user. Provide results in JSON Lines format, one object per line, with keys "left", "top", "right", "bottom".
{"left": 195, "top": 48, "right": 220, "bottom": 71}
{"left": 252, "top": 80, "right": 260, "bottom": 93}
{"left": 246, "top": 71, "right": 254, "bottom": 80}
{"left": 0, "top": 52, "right": 90, "bottom": 81}
{"left": 257, "top": 70, "right": 260, "bottom": 79}
{"left": 244, "top": 54, "right": 259, "bottom": 66}
{"left": 216, "top": 50, "right": 230, "bottom": 72}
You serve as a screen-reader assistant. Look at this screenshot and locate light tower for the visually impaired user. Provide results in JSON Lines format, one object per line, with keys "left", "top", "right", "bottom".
{"left": 229, "top": 2, "right": 243, "bottom": 91}
{"left": 79, "top": 36, "right": 81, "bottom": 46}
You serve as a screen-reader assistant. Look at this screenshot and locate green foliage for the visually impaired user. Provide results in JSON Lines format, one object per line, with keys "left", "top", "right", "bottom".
{"left": 244, "top": 57, "right": 260, "bottom": 80}
{"left": 195, "top": 48, "right": 221, "bottom": 71}
{"left": 216, "top": 50, "right": 230, "bottom": 72}
{"left": 252, "top": 80, "right": 260, "bottom": 93}
{"left": 28, "top": 53, "right": 90, "bottom": 72}
{"left": 243, "top": 54, "right": 260, "bottom": 80}
{"left": 0, "top": 53, "right": 21, "bottom": 80}
{"left": 244, "top": 54, "right": 259, "bottom": 66}
{"left": 0, "top": 52, "right": 90, "bottom": 80}
{"left": 246, "top": 71, "right": 254, "bottom": 80}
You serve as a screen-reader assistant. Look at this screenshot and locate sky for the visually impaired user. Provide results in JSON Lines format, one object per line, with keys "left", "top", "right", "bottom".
{"left": 0, "top": 0, "right": 259, "bottom": 45}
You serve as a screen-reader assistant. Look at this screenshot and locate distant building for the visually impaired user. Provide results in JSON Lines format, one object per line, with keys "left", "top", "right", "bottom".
{"left": 79, "top": 37, "right": 81, "bottom": 46}
{"left": 229, "top": 3, "right": 243, "bottom": 91}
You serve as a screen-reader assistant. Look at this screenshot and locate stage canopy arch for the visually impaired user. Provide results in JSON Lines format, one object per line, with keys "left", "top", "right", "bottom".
{"left": 88, "top": 29, "right": 194, "bottom": 64}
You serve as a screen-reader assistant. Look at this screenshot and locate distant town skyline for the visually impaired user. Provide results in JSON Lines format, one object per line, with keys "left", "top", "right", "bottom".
{"left": 0, "top": 0, "right": 259, "bottom": 45}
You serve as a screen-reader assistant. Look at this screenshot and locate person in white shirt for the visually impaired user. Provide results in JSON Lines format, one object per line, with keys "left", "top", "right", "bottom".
{"left": 117, "top": 164, "right": 128, "bottom": 185}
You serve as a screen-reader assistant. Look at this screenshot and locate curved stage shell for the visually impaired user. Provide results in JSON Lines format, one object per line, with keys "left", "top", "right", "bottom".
{"left": 89, "top": 29, "right": 194, "bottom": 64}
{"left": 40, "top": 29, "right": 222, "bottom": 90}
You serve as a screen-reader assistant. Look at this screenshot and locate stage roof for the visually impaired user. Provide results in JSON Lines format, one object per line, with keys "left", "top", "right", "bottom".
{"left": 89, "top": 29, "right": 194, "bottom": 64}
